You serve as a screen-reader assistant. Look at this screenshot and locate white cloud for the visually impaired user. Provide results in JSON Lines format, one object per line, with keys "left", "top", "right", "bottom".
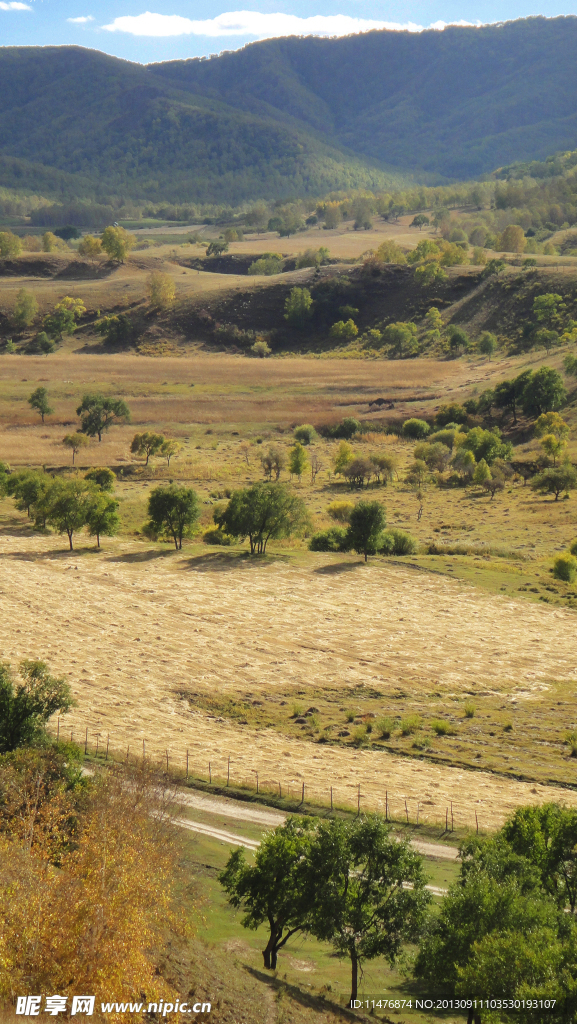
{"left": 0, "top": 2, "right": 32, "bottom": 9}
{"left": 102, "top": 10, "right": 480, "bottom": 39}
{"left": 67, "top": 15, "right": 94, "bottom": 23}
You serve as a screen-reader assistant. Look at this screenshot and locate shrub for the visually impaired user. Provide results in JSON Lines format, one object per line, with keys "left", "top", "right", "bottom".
{"left": 351, "top": 725, "right": 369, "bottom": 747}
{"left": 248, "top": 255, "right": 283, "bottom": 275}
{"left": 326, "top": 500, "right": 354, "bottom": 523}
{"left": 378, "top": 529, "right": 418, "bottom": 555}
{"left": 565, "top": 731, "right": 577, "bottom": 757}
{"left": 374, "top": 717, "right": 393, "bottom": 739}
{"left": 203, "top": 528, "right": 232, "bottom": 546}
{"left": 553, "top": 553, "right": 577, "bottom": 583}
{"left": 400, "top": 715, "right": 421, "bottom": 736}
{"left": 464, "top": 702, "right": 475, "bottom": 718}
{"left": 293, "top": 424, "right": 316, "bottom": 444}
{"left": 570, "top": 539, "right": 577, "bottom": 557}
{"left": 309, "top": 527, "right": 347, "bottom": 552}
{"left": 251, "top": 340, "right": 271, "bottom": 358}
{"left": 332, "top": 417, "right": 360, "bottom": 440}
{"left": 431, "top": 719, "right": 457, "bottom": 736}
{"left": 345, "top": 709, "right": 356, "bottom": 723}
{"left": 402, "top": 418, "right": 430, "bottom": 440}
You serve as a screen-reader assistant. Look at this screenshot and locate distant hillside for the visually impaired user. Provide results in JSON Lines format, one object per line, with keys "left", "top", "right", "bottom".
{"left": 2, "top": 17, "right": 577, "bottom": 203}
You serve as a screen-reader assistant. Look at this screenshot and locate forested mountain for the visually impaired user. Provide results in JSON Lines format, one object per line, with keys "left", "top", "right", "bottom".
{"left": 2, "top": 16, "right": 577, "bottom": 204}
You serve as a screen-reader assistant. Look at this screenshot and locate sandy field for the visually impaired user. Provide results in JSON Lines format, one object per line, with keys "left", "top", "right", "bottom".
{"left": 2, "top": 530, "right": 576, "bottom": 830}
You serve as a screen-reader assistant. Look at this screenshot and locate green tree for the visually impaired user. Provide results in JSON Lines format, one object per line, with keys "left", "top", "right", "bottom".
{"left": 84, "top": 467, "right": 116, "bottom": 491}
{"left": 493, "top": 371, "right": 532, "bottom": 424}
{"left": 28, "top": 386, "right": 53, "bottom": 424}
{"left": 461, "top": 426, "right": 512, "bottom": 464}
{"left": 101, "top": 226, "right": 135, "bottom": 262}
{"left": 77, "top": 393, "right": 131, "bottom": 442}
{"left": 329, "top": 319, "right": 358, "bottom": 342}
{"left": 288, "top": 442, "right": 308, "bottom": 480}
{"left": 447, "top": 325, "right": 470, "bottom": 355}
{"left": 502, "top": 804, "right": 577, "bottom": 913}
{"left": 219, "top": 818, "right": 315, "bottom": 970}
{"left": 62, "top": 432, "right": 90, "bottom": 465}
{"left": 345, "top": 500, "right": 386, "bottom": 561}
{"left": 374, "top": 239, "right": 406, "bottom": 264}
{"left": 6, "top": 470, "right": 50, "bottom": 517}
{"left": 130, "top": 431, "right": 165, "bottom": 465}
{"left": 534, "top": 411, "right": 570, "bottom": 440}
{"left": 554, "top": 553, "right": 577, "bottom": 583}
{"left": 86, "top": 492, "right": 120, "bottom": 548}
{"left": 36, "top": 332, "right": 55, "bottom": 356}
{"left": 533, "top": 293, "right": 564, "bottom": 328}
{"left": 46, "top": 479, "right": 97, "bottom": 550}
{"left": 381, "top": 321, "right": 418, "bottom": 358}
{"left": 77, "top": 234, "right": 103, "bottom": 260}
{"left": 145, "top": 485, "right": 200, "bottom": 550}
{"left": 473, "top": 458, "right": 491, "bottom": 485}
{"left": 411, "top": 214, "right": 430, "bottom": 230}
{"left": 160, "top": 439, "right": 182, "bottom": 467}
{"left": 284, "top": 287, "right": 313, "bottom": 329}
{"left": 531, "top": 464, "right": 577, "bottom": 501}
{"left": 343, "top": 457, "right": 373, "bottom": 489}
{"left": 146, "top": 272, "right": 175, "bottom": 309}
{"left": 478, "top": 331, "right": 497, "bottom": 358}
{"left": 206, "top": 239, "right": 228, "bottom": 257}
{"left": 521, "top": 367, "right": 566, "bottom": 417}
{"left": 0, "top": 231, "right": 22, "bottom": 258}
{"left": 414, "top": 261, "right": 447, "bottom": 286}
{"left": 309, "top": 817, "right": 430, "bottom": 1005}
{"left": 499, "top": 224, "right": 526, "bottom": 253}
{"left": 333, "top": 440, "right": 354, "bottom": 475}
{"left": 44, "top": 296, "right": 86, "bottom": 341}
{"left": 540, "top": 433, "right": 566, "bottom": 465}
{"left": 482, "top": 258, "right": 506, "bottom": 278}
{"left": 0, "top": 659, "right": 74, "bottom": 753}
{"left": 214, "top": 482, "right": 309, "bottom": 555}
{"left": 95, "top": 314, "right": 132, "bottom": 346}
{"left": 407, "top": 239, "right": 440, "bottom": 264}
{"left": 251, "top": 339, "right": 271, "bottom": 357}
{"left": 13, "top": 289, "right": 38, "bottom": 329}
{"left": 425, "top": 307, "right": 443, "bottom": 330}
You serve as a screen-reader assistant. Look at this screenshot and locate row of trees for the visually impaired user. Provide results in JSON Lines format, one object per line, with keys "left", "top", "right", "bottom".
{"left": 4, "top": 470, "right": 119, "bottom": 549}
{"left": 222, "top": 801, "right": 577, "bottom": 1016}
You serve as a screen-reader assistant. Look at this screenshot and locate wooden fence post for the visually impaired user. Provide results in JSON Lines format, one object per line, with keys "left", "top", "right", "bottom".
{"left": 475, "top": 811, "right": 479, "bottom": 834}
{"left": 106, "top": 734, "right": 109, "bottom": 761}
{"left": 405, "top": 799, "right": 409, "bottom": 824}
{"left": 95, "top": 735, "right": 99, "bottom": 757}
{"left": 186, "top": 749, "right": 189, "bottom": 780}
{"left": 330, "top": 786, "right": 333, "bottom": 811}
{"left": 385, "top": 790, "right": 388, "bottom": 821}
{"left": 357, "top": 784, "right": 361, "bottom": 817}
{"left": 142, "top": 738, "right": 145, "bottom": 763}
{"left": 451, "top": 801, "right": 454, "bottom": 832}
{"left": 227, "top": 757, "right": 230, "bottom": 787}
{"left": 209, "top": 762, "right": 212, "bottom": 784}
{"left": 165, "top": 750, "right": 169, "bottom": 772}
{"left": 57, "top": 717, "right": 60, "bottom": 742}
{"left": 301, "top": 782, "right": 305, "bottom": 805}
{"left": 84, "top": 727, "right": 88, "bottom": 755}
{"left": 126, "top": 745, "right": 130, "bottom": 763}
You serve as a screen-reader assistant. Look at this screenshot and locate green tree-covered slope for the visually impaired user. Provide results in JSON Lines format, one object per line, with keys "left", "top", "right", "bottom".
{"left": 2, "top": 17, "right": 577, "bottom": 204}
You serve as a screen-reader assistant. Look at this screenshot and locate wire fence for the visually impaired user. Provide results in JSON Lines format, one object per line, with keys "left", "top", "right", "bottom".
{"left": 54, "top": 717, "right": 481, "bottom": 835}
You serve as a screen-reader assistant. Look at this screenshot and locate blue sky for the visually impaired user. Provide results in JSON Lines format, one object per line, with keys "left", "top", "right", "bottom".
{"left": 0, "top": 0, "right": 575, "bottom": 64}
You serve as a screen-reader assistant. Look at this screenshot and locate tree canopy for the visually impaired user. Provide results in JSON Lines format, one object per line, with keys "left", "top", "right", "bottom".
{"left": 76, "top": 393, "right": 131, "bottom": 441}
{"left": 214, "top": 482, "right": 309, "bottom": 554}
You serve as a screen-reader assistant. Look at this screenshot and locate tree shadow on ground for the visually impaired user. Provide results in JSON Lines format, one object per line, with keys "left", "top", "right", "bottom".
{"left": 242, "top": 965, "right": 364, "bottom": 1021}
{"left": 182, "top": 551, "right": 291, "bottom": 572}
{"left": 313, "top": 560, "right": 362, "bottom": 575}
{"left": 106, "top": 549, "right": 175, "bottom": 563}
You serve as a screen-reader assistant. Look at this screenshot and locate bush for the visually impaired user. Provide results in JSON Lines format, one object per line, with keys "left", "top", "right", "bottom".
{"left": 84, "top": 467, "right": 116, "bottom": 491}
{"left": 553, "top": 553, "right": 577, "bottom": 583}
{"left": 401, "top": 715, "right": 421, "bottom": 736}
{"left": 293, "top": 424, "right": 316, "bottom": 444}
{"left": 464, "top": 703, "right": 475, "bottom": 718}
{"left": 570, "top": 539, "right": 577, "bottom": 556}
{"left": 431, "top": 719, "right": 457, "bottom": 736}
{"left": 203, "top": 528, "right": 232, "bottom": 546}
{"left": 309, "top": 527, "right": 348, "bottom": 552}
{"left": 327, "top": 500, "right": 354, "bottom": 523}
{"left": 402, "top": 418, "right": 430, "bottom": 440}
{"left": 374, "top": 717, "right": 393, "bottom": 739}
{"left": 248, "top": 255, "right": 283, "bottom": 275}
{"left": 332, "top": 417, "right": 360, "bottom": 440}
{"left": 378, "top": 529, "right": 418, "bottom": 555}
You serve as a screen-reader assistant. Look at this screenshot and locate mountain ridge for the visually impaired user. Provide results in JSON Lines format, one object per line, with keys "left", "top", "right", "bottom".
{"left": 1, "top": 18, "right": 577, "bottom": 203}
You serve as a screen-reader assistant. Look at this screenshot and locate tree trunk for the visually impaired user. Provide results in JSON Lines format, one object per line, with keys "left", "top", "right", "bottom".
{"left": 364, "top": 552, "right": 368, "bottom": 562}
{"left": 349, "top": 952, "right": 358, "bottom": 1005}
{"left": 96, "top": 533, "right": 100, "bottom": 548}
{"left": 72, "top": 451, "right": 76, "bottom": 465}
{"left": 67, "top": 530, "right": 74, "bottom": 551}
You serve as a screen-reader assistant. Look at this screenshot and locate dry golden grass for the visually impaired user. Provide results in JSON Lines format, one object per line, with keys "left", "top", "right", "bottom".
{"left": 3, "top": 526, "right": 577, "bottom": 831}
